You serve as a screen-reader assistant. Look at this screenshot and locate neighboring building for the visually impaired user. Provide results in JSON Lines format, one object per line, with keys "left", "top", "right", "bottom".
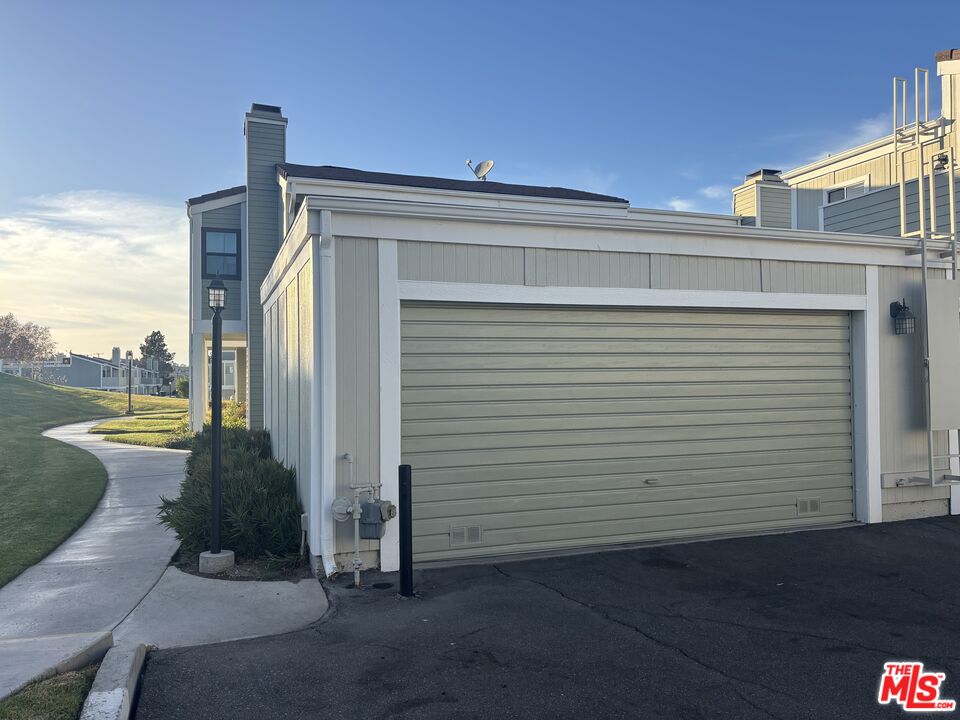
{"left": 188, "top": 52, "right": 960, "bottom": 578}
{"left": 0, "top": 347, "right": 162, "bottom": 394}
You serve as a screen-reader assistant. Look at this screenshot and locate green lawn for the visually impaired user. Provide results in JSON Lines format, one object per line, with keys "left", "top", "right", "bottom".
{"left": 91, "top": 410, "right": 192, "bottom": 449}
{"left": 0, "top": 373, "right": 188, "bottom": 588}
{"left": 0, "top": 664, "right": 98, "bottom": 720}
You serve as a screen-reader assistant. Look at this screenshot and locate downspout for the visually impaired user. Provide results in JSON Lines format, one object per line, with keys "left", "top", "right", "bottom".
{"left": 311, "top": 212, "right": 338, "bottom": 577}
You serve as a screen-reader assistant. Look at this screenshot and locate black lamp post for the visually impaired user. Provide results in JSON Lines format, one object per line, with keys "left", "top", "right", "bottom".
{"left": 125, "top": 350, "right": 134, "bottom": 415}
{"left": 208, "top": 278, "right": 226, "bottom": 556}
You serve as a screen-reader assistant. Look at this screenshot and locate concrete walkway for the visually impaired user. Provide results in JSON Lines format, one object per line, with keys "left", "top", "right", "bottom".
{"left": 0, "top": 421, "right": 184, "bottom": 699}
{"left": 0, "top": 419, "right": 328, "bottom": 703}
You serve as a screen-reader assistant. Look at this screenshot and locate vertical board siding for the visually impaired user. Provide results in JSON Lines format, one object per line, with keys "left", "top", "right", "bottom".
{"left": 878, "top": 265, "right": 948, "bottom": 508}
{"left": 761, "top": 261, "right": 866, "bottom": 295}
{"left": 398, "top": 241, "right": 524, "bottom": 284}
{"left": 335, "top": 238, "right": 380, "bottom": 555}
{"left": 651, "top": 255, "right": 761, "bottom": 291}
{"left": 245, "top": 119, "right": 285, "bottom": 428}
{"left": 523, "top": 248, "right": 650, "bottom": 288}
{"left": 261, "top": 249, "right": 313, "bottom": 516}
{"left": 200, "top": 202, "right": 244, "bottom": 322}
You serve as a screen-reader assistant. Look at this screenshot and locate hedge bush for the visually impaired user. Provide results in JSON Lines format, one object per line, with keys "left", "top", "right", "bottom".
{"left": 159, "top": 426, "right": 302, "bottom": 559}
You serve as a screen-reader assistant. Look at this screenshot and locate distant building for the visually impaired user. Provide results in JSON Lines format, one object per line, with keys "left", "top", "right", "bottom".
{"left": 0, "top": 346, "right": 162, "bottom": 394}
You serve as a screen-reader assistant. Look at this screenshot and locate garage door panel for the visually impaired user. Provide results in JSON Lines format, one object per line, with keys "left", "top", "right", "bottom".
{"left": 415, "top": 464, "right": 854, "bottom": 502}
{"left": 402, "top": 305, "right": 851, "bottom": 327}
{"left": 403, "top": 399, "right": 851, "bottom": 424}
{"left": 404, "top": 380, "right": 852, "bottom": 404}
{"left": 402, "top": 367, "right": 851, "bottom": 387}
{"left": 415, "top": 478, "right": 854, "bottom": 518}
{"left": 413, "top": 502, "right": 855, "bottom": 561}
{"left": 404, "top": 421, "right": 851, "bottom": 453}
{"left": 413, "top": 486, "right": 853, "bottom": 533}
{"left": 404, "top": 353, "right": 850, "bottom": 372}
{"left": 403, "top": 407, "right": 852, "bottom": 434}
{"left": 412, "top": 448, "right": 853, "bottom": 485}
{"left": 401, "top": 303, "right": 855, "bottom": 561}
{"left": 402, "top": 321, "right": 850, "bottom": 342}
{"left": 402, "top": 339, "right": 850, "bottom": 356}
{"left": 409, "top": 433, "right": 852, "bottom": 470}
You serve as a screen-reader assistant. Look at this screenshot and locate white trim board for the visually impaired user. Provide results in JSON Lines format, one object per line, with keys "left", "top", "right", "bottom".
{"left": 397, "top": 281, "right": 869, "bottom": 311}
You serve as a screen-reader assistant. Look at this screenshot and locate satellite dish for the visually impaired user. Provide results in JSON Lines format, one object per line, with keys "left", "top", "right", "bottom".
{"left": 466, "top": 158, "right": 495, "bottom": 181}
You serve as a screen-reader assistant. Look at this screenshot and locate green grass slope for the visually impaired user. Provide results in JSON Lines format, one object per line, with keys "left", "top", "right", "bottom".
{"left": 0, "top": 373, "right": 187, "bottom": 587}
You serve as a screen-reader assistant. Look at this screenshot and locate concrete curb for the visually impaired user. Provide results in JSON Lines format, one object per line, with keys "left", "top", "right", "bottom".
{"left": 0, "top": 631, "right": 113, "bottom": 701}
{"left": 79, "top": 644, "right": 147, "bottom": 720}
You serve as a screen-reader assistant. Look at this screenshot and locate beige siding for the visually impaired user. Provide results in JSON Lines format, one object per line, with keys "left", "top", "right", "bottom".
{"left": 399, "top": 241, "right": 524, "bottom": 284}
{"left": 733, "top": 186, "right": 756, "bottom": 225}
{"left": 878, "top": 266, "right": 948, "bottom": 512}
{"left": 402, "top": 303, "right": 854, "bottom": 562}
{"left": 524, "top": 248, "right": 649, "bottom": 288}
{"left": 761, "top": 261, "right": 866, "bottom": 295}
{"left": 758, "top": 185, "right": 792, "bottom": 229}
{"left": 335, "top": 238, "right": 380, "bottom": 557}
{"left": 651, "top": 255, "right": 761, "bottom": 291}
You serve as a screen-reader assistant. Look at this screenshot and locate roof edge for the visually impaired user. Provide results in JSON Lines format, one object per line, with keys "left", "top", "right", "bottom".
{"left": 186, "top": 185, "right": 247, "bottom": 207}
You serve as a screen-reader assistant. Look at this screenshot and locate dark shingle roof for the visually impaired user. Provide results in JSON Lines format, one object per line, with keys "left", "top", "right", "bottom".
{"left": 277, "top": 164, "right": 628, "bottom": 204}
{"left": 186, "top": 185, "right": 246, "bottom": 207}
{"left": 71, "top": 353, "right": 116, "bottom": 367}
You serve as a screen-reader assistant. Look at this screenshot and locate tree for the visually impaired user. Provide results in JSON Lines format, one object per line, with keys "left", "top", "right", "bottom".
{"left": 176, "top": 377, "right": 189, "bottom": 398}
{"left": 0, "top": 313, "right": 56, "bottom": 364}
{"left": 140, "top": 331, "right": 175, "bottom": 383}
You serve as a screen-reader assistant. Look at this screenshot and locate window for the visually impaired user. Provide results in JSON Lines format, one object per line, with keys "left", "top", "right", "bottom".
{"left": 827, "top": 188, "right": 846, "bottom": 204}
{"left": 202, "top": 228, "right": 241, "bottom": 279}
{"left": 824, "top": 178, "right": 868, "bottom": 206}
{"left": 208, "top": 349, "right": 237, "bottom": 402}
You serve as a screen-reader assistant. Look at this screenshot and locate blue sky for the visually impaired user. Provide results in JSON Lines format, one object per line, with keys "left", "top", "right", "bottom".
{"left": 1, "top": 1, "right": 959, "bottom": 357}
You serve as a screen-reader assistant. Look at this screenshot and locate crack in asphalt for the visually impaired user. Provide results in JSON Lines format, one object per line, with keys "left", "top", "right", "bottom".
{"left": 492, "top": 564, "right": 799, "bottom": 704}
{"left": 729, "top": 683, "right": 785, "bottom": 720}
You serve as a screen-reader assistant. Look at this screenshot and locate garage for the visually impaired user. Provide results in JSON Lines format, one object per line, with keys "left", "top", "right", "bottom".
{"left": 401, "top": 303, "right": 855, "bottom": 562}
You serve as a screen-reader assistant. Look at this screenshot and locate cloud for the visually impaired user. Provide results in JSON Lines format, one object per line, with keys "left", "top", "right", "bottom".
{"left": 0, "top": 191, "right": 187, "bottom": 359}
{"left": 666, "top": 197, "right": 697, "bottom": 212}
{"left": 698, "top": 184, "right": 728, "bottom": 200}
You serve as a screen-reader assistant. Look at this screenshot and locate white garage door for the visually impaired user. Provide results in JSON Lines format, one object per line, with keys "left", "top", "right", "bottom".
{"left": 401, "top": 303, "right": 855, "bottom": 562}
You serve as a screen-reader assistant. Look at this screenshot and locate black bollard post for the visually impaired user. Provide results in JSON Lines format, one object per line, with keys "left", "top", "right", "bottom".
{"left": 399, "top": 464, "right": 414, "bottom": 597}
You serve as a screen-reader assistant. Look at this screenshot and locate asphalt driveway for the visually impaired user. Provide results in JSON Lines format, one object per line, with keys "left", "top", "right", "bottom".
{"left": 136, "top": 517, "right": 960, "bottom": 720}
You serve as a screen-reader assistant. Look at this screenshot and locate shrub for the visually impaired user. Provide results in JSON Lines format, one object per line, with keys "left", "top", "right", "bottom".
{"left": 176, "top": 377, "right": 189, "bottom": 398}
{"left": 159, "top": 427, "right": 302, "bottom": 559}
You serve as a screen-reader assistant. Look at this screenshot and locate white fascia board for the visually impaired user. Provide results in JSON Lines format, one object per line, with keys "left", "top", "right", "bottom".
{"left": 186, "top": 192, "right": 247, "bottom": 216}
{"left": 260, "top": 203, "right": 315, "bottom": 305}
{"left": 398, "top": 281, "right": 869, "bottom": 310}
{"left": 305, "top": 198, "right": 952, "bottom": 269}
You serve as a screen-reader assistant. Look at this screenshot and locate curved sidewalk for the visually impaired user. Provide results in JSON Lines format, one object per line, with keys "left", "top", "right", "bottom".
{"left": 0, "top": 420, "right": 185, "bottom": 698}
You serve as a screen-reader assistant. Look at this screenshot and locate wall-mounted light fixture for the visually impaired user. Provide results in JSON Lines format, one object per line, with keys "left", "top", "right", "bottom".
{"left": 890, "top": 299, "right": 917, "bottom": 335}
{"left": 934, "top": 153, "right": 950, "bottom": 172}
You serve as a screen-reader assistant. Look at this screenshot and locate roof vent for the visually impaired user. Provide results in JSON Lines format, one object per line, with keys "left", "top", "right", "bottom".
{"left": 745, "top": 168, "right": 783, "bottom": 183}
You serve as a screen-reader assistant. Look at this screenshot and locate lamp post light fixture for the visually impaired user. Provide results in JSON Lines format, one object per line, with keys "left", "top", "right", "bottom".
{"left": 199, "top": 278, "right": 234, "bottom": 574}
{"left": 890, "top": 299, "right": 917, "bottom": 335}
{"left": 125, "top": 350, "right": 134, "bottom": 415}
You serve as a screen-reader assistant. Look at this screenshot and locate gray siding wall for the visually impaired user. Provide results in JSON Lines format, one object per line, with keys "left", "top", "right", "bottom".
{"left": 65, "top": 356, "right": 106, "bottom": 388}
{"left": 758, "top": 185, "right": 792, "bottom": 229}
{"left": 245, "top": 116, "right": 286, "bottom": 428}
{"left": 335, "top": 238, "right": 380, "bottom": 558}
{"left": 395, "top": 242, "right": 867, "bottom": 295}
{"left": 200, "top": 202, "right": 243, "bottom": 322}
{"left": 823, "top": 175, "right": 960, "bottom": 237}
{"left": 796, "top": 187, "right": 824, "bottom": 230}
{"left": 878, "top": 265, "right": 949, "bottom": 517}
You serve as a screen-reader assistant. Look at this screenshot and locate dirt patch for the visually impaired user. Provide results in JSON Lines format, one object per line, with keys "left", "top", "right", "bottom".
{"left": 172, "top": 548, "right": 314, "bottom": 582}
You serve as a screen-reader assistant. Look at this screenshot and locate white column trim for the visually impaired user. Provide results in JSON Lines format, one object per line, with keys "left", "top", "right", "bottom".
{"left": 853, "top": 266, "right": 883, "bottom": 523}
{"left": 310, "top": 217, "right": 338, "bottom": 577}
{"left": 377, "top": 239, "right": 401, "bottom": 571}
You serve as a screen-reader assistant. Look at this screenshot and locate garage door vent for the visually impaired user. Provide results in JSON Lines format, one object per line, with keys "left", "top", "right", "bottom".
{"left": 797, "top": 497, "right": 822, "bottom": 516}
{"left": 450, "top": 525, "right": 483, "bottom": 547}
